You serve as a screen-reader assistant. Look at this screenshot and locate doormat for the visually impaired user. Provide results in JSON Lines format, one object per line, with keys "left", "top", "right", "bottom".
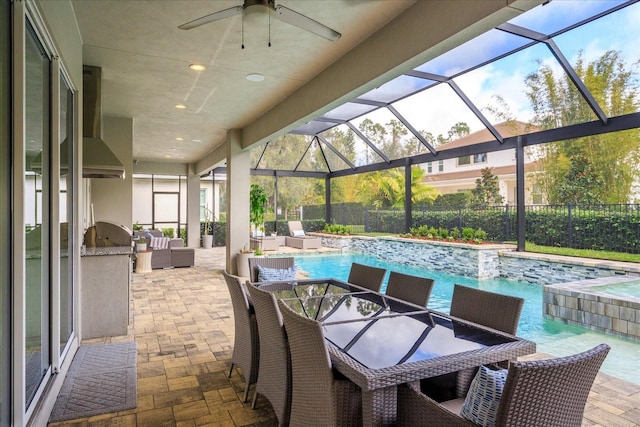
{"left": 49, "top": 341, "right": 137, "bottom": 422}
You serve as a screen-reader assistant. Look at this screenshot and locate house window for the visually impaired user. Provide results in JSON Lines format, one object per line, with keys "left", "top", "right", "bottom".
{"left": 427, "top": 162, "right": 432, "bottom": 173}
{"left": 458, "top": 155, "right": 471, "bottom": 166}
{"left": 531, "top": 184, "right": 543, "bottom": 205}
{"left": 474, "top": 153, "right": 487, "bottom": 163}
{"left": 458, "top": 153, "right": 486, "bottom": 166}
{"left": 438, "top": 160, "right": 444, "bottom": 172}
{"left": 200, "top": 189, "right": 206, "bottom": 220}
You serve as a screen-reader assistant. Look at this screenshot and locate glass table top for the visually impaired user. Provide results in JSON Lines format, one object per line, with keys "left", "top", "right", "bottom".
{"left": 324, "top": 313, "right": 515, "bottom": 369}
{"left": 262, "top": 280, "right": 517, "bottom": 370}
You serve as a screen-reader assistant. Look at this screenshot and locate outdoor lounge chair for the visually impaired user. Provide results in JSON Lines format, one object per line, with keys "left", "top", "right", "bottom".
{"left": 222, "top": 271, "right": 259, "bottom": 403}
{"left": 385, "top": 271, "right": 435, "bottom": 308}
{"left": 278, "top": 300, "right": 362, "bottom": 426}
{"left": 247, "top": 284, "right": 292, "bottom": 426}
{"left": 285, "top": 221, "right": 321, "bottom": 249}
{"left": 347, "top": 262, "right": 387, "bottom": 292}
{"left": 397, "top": 343, "right": 610, "bottom": 427}
{"left": 422, "top": 284, "right": 525, "bottom": 400}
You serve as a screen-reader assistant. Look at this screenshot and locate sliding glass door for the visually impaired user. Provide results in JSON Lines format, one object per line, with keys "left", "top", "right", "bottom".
{"left": 0, "top": 1, "right": 10, "bottom": 424}
{"left": 59, "top": 74, "right": 75, "bottom": 355}
{"left": 24, "top": 20, "right": 51, "bottom": 408}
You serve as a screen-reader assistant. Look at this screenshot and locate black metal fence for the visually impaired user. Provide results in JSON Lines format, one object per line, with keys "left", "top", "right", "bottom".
{"left": 319, "top": 203, "right": 640, "bottom": 254}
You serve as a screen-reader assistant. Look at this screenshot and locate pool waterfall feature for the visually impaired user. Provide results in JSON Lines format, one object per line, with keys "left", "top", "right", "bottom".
{"left": 315, "top": 234, "right": 640, "bottom": 341}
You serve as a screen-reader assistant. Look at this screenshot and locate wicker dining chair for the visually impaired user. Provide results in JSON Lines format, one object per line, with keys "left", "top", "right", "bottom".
{"left": 398, "top": 343, "right": 610, "bottom": 427}
{"left": 423, "top": 284, "right": 525, "bottom": 400}
{"left": 222, "top": 271, "right": 260, "bottom": 403}
{"left": 347, "top": 262, "right": 387, "bottom": 293}
{"left": 385, "top": 271, "right": 435, "bottom": 308}
{"left": 278, "top": 300, "right": 362, "bottom": 426}
{"left": 449, "top": 284, "right": 524, "bottom": 336}
{"left": 246, "top": 284, "right": 292, "bottom": 426}
{"left": 248, "top": 256, "right": 295, "bottom": 283}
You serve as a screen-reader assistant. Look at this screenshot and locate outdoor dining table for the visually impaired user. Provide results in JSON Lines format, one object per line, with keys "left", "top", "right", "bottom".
{"left": 256, "top": 278, "right": 537, "bottom": 427}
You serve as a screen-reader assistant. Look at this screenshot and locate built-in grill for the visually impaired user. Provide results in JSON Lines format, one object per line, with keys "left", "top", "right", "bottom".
{"left": 84, "top": 221, "right": 132, "bottom": 247}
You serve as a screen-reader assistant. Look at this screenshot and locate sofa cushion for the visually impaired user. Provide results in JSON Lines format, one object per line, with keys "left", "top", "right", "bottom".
{"left": 257, "top": 265, "right": 297, "bottom": 282}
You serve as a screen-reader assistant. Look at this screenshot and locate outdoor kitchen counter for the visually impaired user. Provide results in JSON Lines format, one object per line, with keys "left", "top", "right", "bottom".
{"left": 81, "top": 245, "right": 133, "bottom": 256}
{"left": 81, "top": 246, "right": 132, "bottom": 339}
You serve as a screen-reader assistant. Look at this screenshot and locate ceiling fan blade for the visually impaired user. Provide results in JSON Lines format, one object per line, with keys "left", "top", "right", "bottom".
{"left": 178, "top": 5, "right": 243, "bottom": 30}
{"left": 274, "top": 5, "right": 341, "bottom": 41}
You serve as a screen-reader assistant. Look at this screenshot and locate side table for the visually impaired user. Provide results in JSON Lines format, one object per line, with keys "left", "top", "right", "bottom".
{"left": 135, "top": 251, "right": 152, "bottom": 273}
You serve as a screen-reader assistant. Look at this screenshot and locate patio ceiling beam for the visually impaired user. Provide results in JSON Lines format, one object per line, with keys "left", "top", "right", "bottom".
{"left": 352, "top": 98, "right": 391, "bottom": 108}
{"left": 292, "top": 139, "right": 315, "bottom": 172}
{"left": 387, "top": 105, "right": 437, "bottom": 155}
{"left": 346, "top": 122, "right": 391, "bottom": 164}
{"left": 497, "top": 22, "right": 608, "bottom": 125}
{"left": 327, "top": 111, "right": 640, "bottom": 178}
{"left": 253, "top": 141, "right": 270, "bottom": 170}
{"left": 250, "top": 168, "right": 326, "bottom": 179}
{"left": 317, "top": 135, "right": 357, "bottom": 170}
{"left": 314, "top": 137, "right": 333, "bottom": 173}
{"left": 447, "top": 80, "right": 504, "bottom": 144}
{"left": 407, "top": 70, "right": 504, "bottom": 144}
{"left": 250, "top": 112, "right": 640, "bottom": 180}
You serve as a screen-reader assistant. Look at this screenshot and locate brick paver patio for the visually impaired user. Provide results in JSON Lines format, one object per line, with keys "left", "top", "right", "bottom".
{"left": 49, "top": 247, "right": 640, "bottom": 426}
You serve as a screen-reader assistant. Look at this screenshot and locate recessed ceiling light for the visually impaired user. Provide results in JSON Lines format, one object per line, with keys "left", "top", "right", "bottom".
{"left": 189, "top": 63, "right": 206, "bottom": 71}
{"left": 176, "top": 137, "right": 184, "bottom": 141}
{"left": 246, "top": 73, "right": 265, "bottom": 82}
{"left": 175, "top": 103, "right": 187, "bottom": 109}
{"left": 192, "top": 139, "right": 201, "bottom": 143}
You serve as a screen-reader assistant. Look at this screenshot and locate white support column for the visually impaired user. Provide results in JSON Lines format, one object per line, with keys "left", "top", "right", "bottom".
{"left": 226, "top": 130, "right": 250, "bottom": 274}
{"left": 186, "top": 167, "right": 201, "bottom": 248}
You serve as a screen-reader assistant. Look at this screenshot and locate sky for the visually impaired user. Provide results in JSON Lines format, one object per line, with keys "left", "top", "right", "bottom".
{"left": 349, "top": 0, "right": 640, "bottom": 143}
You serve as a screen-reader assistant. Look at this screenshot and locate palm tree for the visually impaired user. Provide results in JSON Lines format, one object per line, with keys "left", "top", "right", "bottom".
{"left": 358, "top": 167, "right": 439, "bottom": 207}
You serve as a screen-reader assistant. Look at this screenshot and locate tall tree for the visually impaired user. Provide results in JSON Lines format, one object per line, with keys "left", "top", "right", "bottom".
{"left": 471, "top": 167, "right": 504, "bottom": 206}
{"left": 556, "top": 154, "right": 605, "bottom": 204}
{"left": 526, "top": 50, "right": 640, "bottom": 203}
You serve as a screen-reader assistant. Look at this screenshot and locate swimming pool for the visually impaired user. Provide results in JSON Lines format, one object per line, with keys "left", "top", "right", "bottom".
{"left": 591, "top": 280, "right": 640, "bottom": 299}
{"left": 293, "top": 252, "right": 640, "bottom": 386}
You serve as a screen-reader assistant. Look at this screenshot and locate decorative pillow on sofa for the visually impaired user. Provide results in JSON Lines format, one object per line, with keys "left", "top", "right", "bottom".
{"left": 292, "top": 229, "right": 305, "bottom": 237}
{"left": 257, "top": 265, "right": 297, "bottom": 282}
{"left": 460, "top": 365, "right": 508, "bottom": 427}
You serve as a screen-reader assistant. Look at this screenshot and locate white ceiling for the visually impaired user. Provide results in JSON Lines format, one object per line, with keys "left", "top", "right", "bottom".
{"left": 71, "top": 0, "right": 416, "bottom": 165}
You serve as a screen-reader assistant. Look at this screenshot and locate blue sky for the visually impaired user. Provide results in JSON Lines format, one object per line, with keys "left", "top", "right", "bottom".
{"left": 351, "top": 1, "right": 640, "bottom": 141}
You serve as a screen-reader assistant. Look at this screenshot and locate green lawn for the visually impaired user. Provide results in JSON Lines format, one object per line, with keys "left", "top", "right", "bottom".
{"left": 524, "top": 242, "right": 640, "bottom": 263}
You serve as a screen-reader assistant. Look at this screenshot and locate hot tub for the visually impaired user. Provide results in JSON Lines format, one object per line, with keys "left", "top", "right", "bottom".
{"left": 544, "top": 275, "right": 640, "bottom": 342}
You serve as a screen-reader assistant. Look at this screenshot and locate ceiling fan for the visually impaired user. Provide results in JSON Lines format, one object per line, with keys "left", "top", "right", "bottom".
{"left": 178, "top": 0, "right": 341, "bottom": 43}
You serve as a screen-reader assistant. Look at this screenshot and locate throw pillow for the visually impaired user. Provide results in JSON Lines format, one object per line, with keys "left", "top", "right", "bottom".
{"left": 460, "top": 365, "right": 508, "bottom": 427}
{"left": 257, "top": 265, "right": 297, "bottom": 282}
{"left": 292, "top": 229, "right": 305, "bottom": 237}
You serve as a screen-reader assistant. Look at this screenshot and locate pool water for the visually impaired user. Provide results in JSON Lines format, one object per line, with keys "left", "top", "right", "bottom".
{"left": 293, "top": 252, "right": 640, "bottom": 386}
{"left": 591, "top": 280, "right": 640, "bottom": 299}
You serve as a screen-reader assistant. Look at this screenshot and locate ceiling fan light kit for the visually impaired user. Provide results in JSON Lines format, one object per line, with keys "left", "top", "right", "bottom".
{"left": 179, "top": 0, "right": 341, "bottom": 46}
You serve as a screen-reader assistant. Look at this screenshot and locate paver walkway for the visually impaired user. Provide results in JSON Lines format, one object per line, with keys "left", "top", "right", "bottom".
{"left": 49, "top": 247, "right": 640, "bottom": 426}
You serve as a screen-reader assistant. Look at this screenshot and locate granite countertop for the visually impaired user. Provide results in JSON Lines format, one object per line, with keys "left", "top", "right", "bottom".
{"left": 81, "top": 245, "right": 133, "bottom": 257}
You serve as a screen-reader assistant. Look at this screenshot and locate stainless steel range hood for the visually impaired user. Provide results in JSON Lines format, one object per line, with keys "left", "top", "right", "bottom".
{"left": 82, "top": 65, "right": 125, "bottom": 179}
{"left": 30, "top": 66, "right": 125, "bottom": 178}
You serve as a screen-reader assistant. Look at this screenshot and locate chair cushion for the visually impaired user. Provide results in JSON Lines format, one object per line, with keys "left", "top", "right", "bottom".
{"left": 460, "top": 365, "right": 508, "bottom": 427}
{"left": 257, "top": 265, "right": 297, "bottom": 282}
{"left": 292, "top": 229, "right": 305, "bottom": 237}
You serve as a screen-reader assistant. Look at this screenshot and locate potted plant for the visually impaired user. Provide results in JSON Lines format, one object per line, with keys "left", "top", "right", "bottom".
{"left": 236, "top": 245, "right": 255, "bottom": 277}
{"left": 202, "top": 205, "right": 214, "bottom": 249}
{"left": 250, "top": 184, "right": 268, "bottom": 238}
{"left": 136, "top": 237, "right": 148, "bottom": 252}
